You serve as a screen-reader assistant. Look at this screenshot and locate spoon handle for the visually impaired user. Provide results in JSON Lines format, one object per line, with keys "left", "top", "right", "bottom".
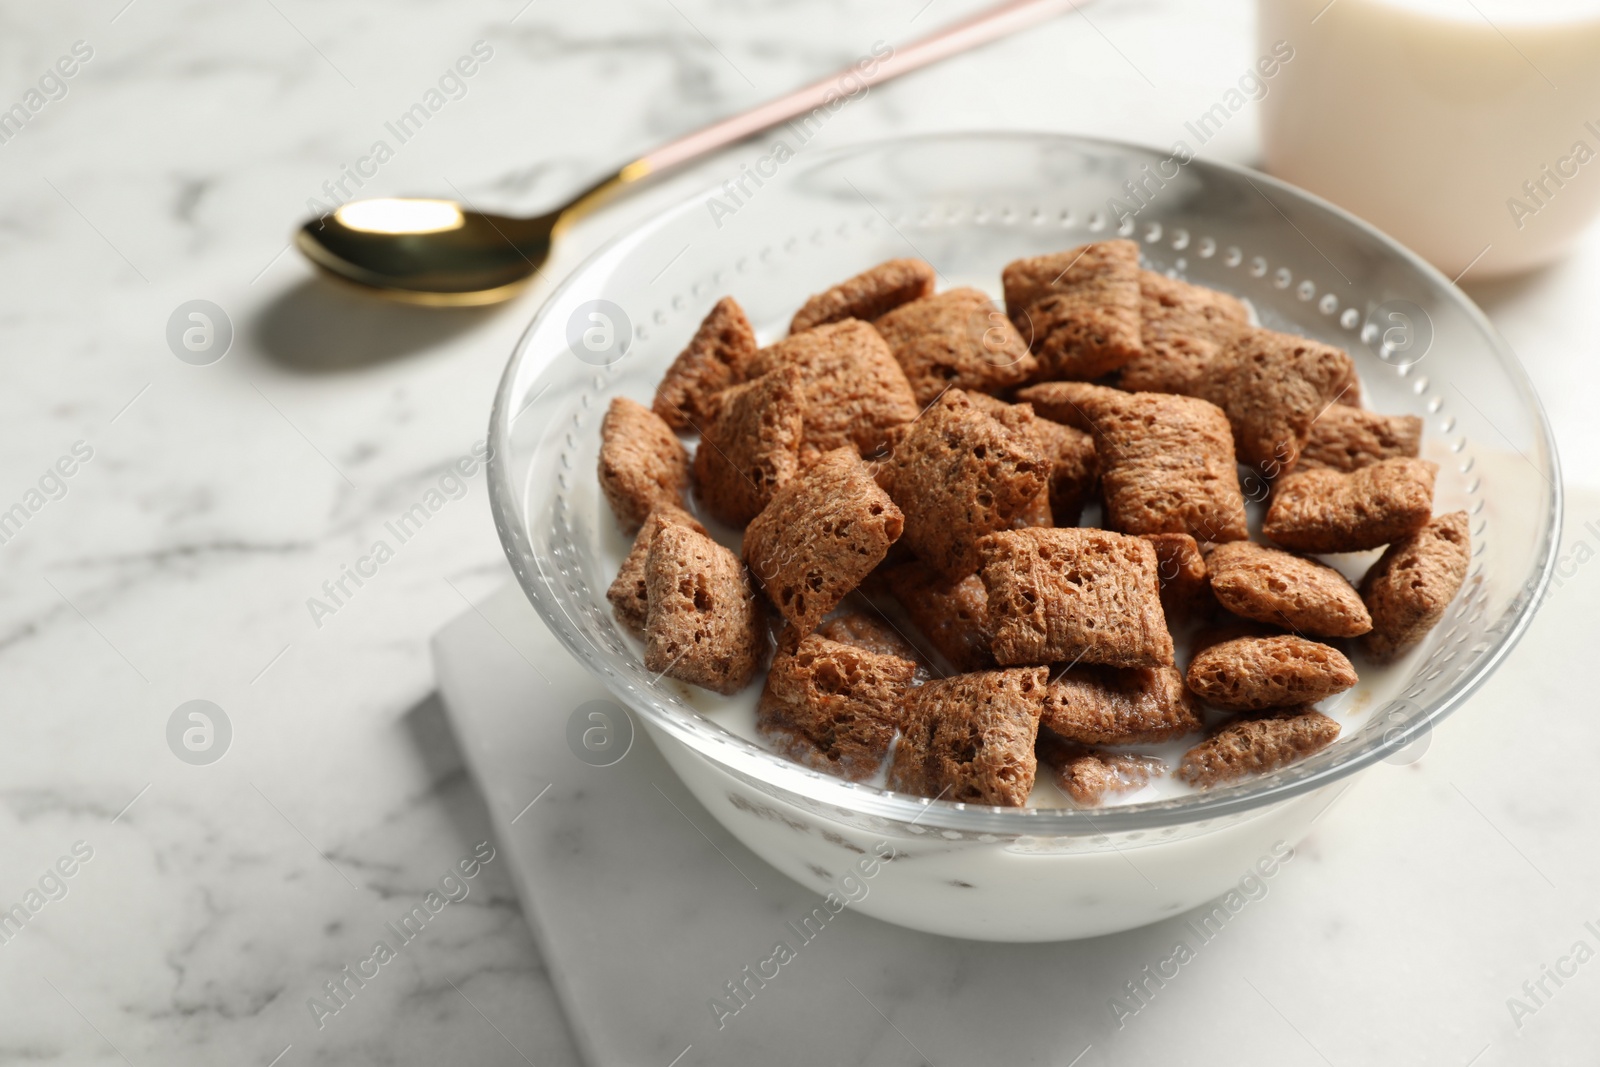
{"left": 562, "top": 0, "right": 1093, "bottom": 220}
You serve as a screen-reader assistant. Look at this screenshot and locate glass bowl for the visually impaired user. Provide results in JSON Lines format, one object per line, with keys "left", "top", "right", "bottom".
{"left": 488, "top": 132, "right": 1560, "bottom": 940}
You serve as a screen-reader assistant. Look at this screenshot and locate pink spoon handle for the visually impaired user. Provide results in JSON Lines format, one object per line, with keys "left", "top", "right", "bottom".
{"left": 634, "top": 0, "right": 1094, "bottom": 176}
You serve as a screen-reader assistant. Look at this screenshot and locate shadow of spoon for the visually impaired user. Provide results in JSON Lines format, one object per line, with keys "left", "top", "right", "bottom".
{"left": 251, "top": 277, "right": 500, "bottom": 374}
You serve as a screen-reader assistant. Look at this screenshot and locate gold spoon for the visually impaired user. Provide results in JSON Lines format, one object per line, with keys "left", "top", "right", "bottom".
{"left": 294, "top": 0, "right": 1092, "bottom": 306}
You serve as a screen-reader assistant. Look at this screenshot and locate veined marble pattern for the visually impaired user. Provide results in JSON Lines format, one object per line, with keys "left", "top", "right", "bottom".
{"left": 0, "top": 0, "right": 1597, "bottom": 1063}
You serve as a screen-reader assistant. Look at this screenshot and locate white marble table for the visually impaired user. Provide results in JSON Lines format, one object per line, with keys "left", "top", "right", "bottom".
{"left": 1, "top": 0, "right": 1596, "bottom": 1063}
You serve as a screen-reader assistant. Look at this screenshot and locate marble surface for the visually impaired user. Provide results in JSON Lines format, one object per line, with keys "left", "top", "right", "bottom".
{"left": 1, "top": 0, "right": 1597, "bottom": 1063}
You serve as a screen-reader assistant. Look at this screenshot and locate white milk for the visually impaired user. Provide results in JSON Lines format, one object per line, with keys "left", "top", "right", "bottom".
{"left": 684, "top": 568, "right": 1412, "bottom": 811}
{"left": 635, "top": 484, "right": 1413, "bottom": 812}
{"left": 1259, "top": 0, "right": 1600, "bottom": 277}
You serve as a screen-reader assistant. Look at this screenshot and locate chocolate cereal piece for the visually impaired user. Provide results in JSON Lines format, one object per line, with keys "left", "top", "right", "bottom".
{"left": 1189, "top": 618, "right": 1285, "bottom": 657}
{"left": 744, "top": 448, "right": 904, "bottom": 636}
{"left": 746, "top": 319, "right": 918, "bottom": 457}
{"left": 1359, "top": 511, "right": 1472, "bottom": 662}
{"left": 1014, "top": 380, "right": 1128, "bottom": 434}
{"left": 1036, "top": 417, "right": 1099, "bottom": 526}
{"left": 882, "top": 560, "right": 992, "bottom": 672}
{"left": 1118, "top": 335, "right": 1224, "bottom": 396}
{"left": 1203, "top": 326, "right": 1357, "bottom": 474}
{"left": 757, "top": 635, "right": 917, "bottom": 781}
{"left": 1177, "top": 709, "right": 1340, "bottom": 789}
{"left": 1035, "top": 735, "right": 1164, "bottom": 806}
{"left": 887, "top": 668, "right": 1047, "bottom": 806}
{"left": 964, "top": 393, "right": 1052, "bottom": 528}
{"left": 598, "top": 397, "right": 691, "bottom": 534}
{"left": 979, "top": 528, "right": 1174, "bottom": 668}
{"left": 1331, "top": 359, "right": 1364, "bottom": 409}
{"left": 960, "top": 392, "right": 1034, "bottom": 435}
{"left": 1186, "top": 635, "right": 1358, "bottom": 711}
{"left": 875, "top": 288, "right": 1039, "bottom": 404}
{"left": 1118, "top": 270, "right": 1250, "bottom": 394}
{"left": 1139, "top": 270, "right": 1250, "bottom": 345}
{"left": 606, "top": 504, "right": 708, "bottom": 638}
{"left": 1206, "top": 541, "right": 1372, "bottom": 638}
{"left": 1263, "top": 458, "right": 1438, "bottom": 553}
{"left": 1040, "top": 665, "right": 1200, "bottom": 743}
{"left": 817, "top": 610, "right": 922, "bottom": 662}
{"left": 876, "top": 390, "right": 1049, "bottom": 580}
{"left": 643, "top": 523, "right": 763, "bottom": 695}
{"left": 1002, "top": 240, "right": 1143, "bottom": 380}
{"left": 652, "top": 296, "right": 758, "bottom": 430}
{"left": 691, "top": 365, "right": 805, "bottom": 526}
{"left": 1140, "top": 532, "right": 1211, "bottom": 619}
{"left": 966, "top": 392, "right": 1098, "bottom": 527}
{"left": 790, "top": 258, "right": 936, "bottom": 334}
{"left": 1297, "top": 404, "right": 1423, "bottom": 472}
{"left": 1010, "top": 485, "right": 1056, "bottom": 529}
{"left": 1082, "top": 389, "right": 1249, "bottom": 542}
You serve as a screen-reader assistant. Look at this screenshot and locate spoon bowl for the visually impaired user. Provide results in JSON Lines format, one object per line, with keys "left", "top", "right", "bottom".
{"left": 295, "top": 198, "right": 560, "bottom": 306}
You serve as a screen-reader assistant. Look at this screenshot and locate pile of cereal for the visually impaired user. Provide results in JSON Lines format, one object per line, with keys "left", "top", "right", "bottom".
{"left": 597, "top": 242, "right": 1471, "bottom": 807}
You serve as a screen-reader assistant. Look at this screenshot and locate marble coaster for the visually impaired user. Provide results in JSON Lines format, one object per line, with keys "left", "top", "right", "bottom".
{"left": 434, "top": 504, "right": 1600, "bottom": 1067}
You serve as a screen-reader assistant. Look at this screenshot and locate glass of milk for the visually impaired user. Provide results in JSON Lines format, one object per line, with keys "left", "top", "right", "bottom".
{"left": 1259, "top": 0, "right": 1600, "bottom": 278}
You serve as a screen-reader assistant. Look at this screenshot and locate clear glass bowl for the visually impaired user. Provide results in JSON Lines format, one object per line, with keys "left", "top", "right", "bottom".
{"left": 487, "top": 133, "right": 1560, "bottom": 938}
